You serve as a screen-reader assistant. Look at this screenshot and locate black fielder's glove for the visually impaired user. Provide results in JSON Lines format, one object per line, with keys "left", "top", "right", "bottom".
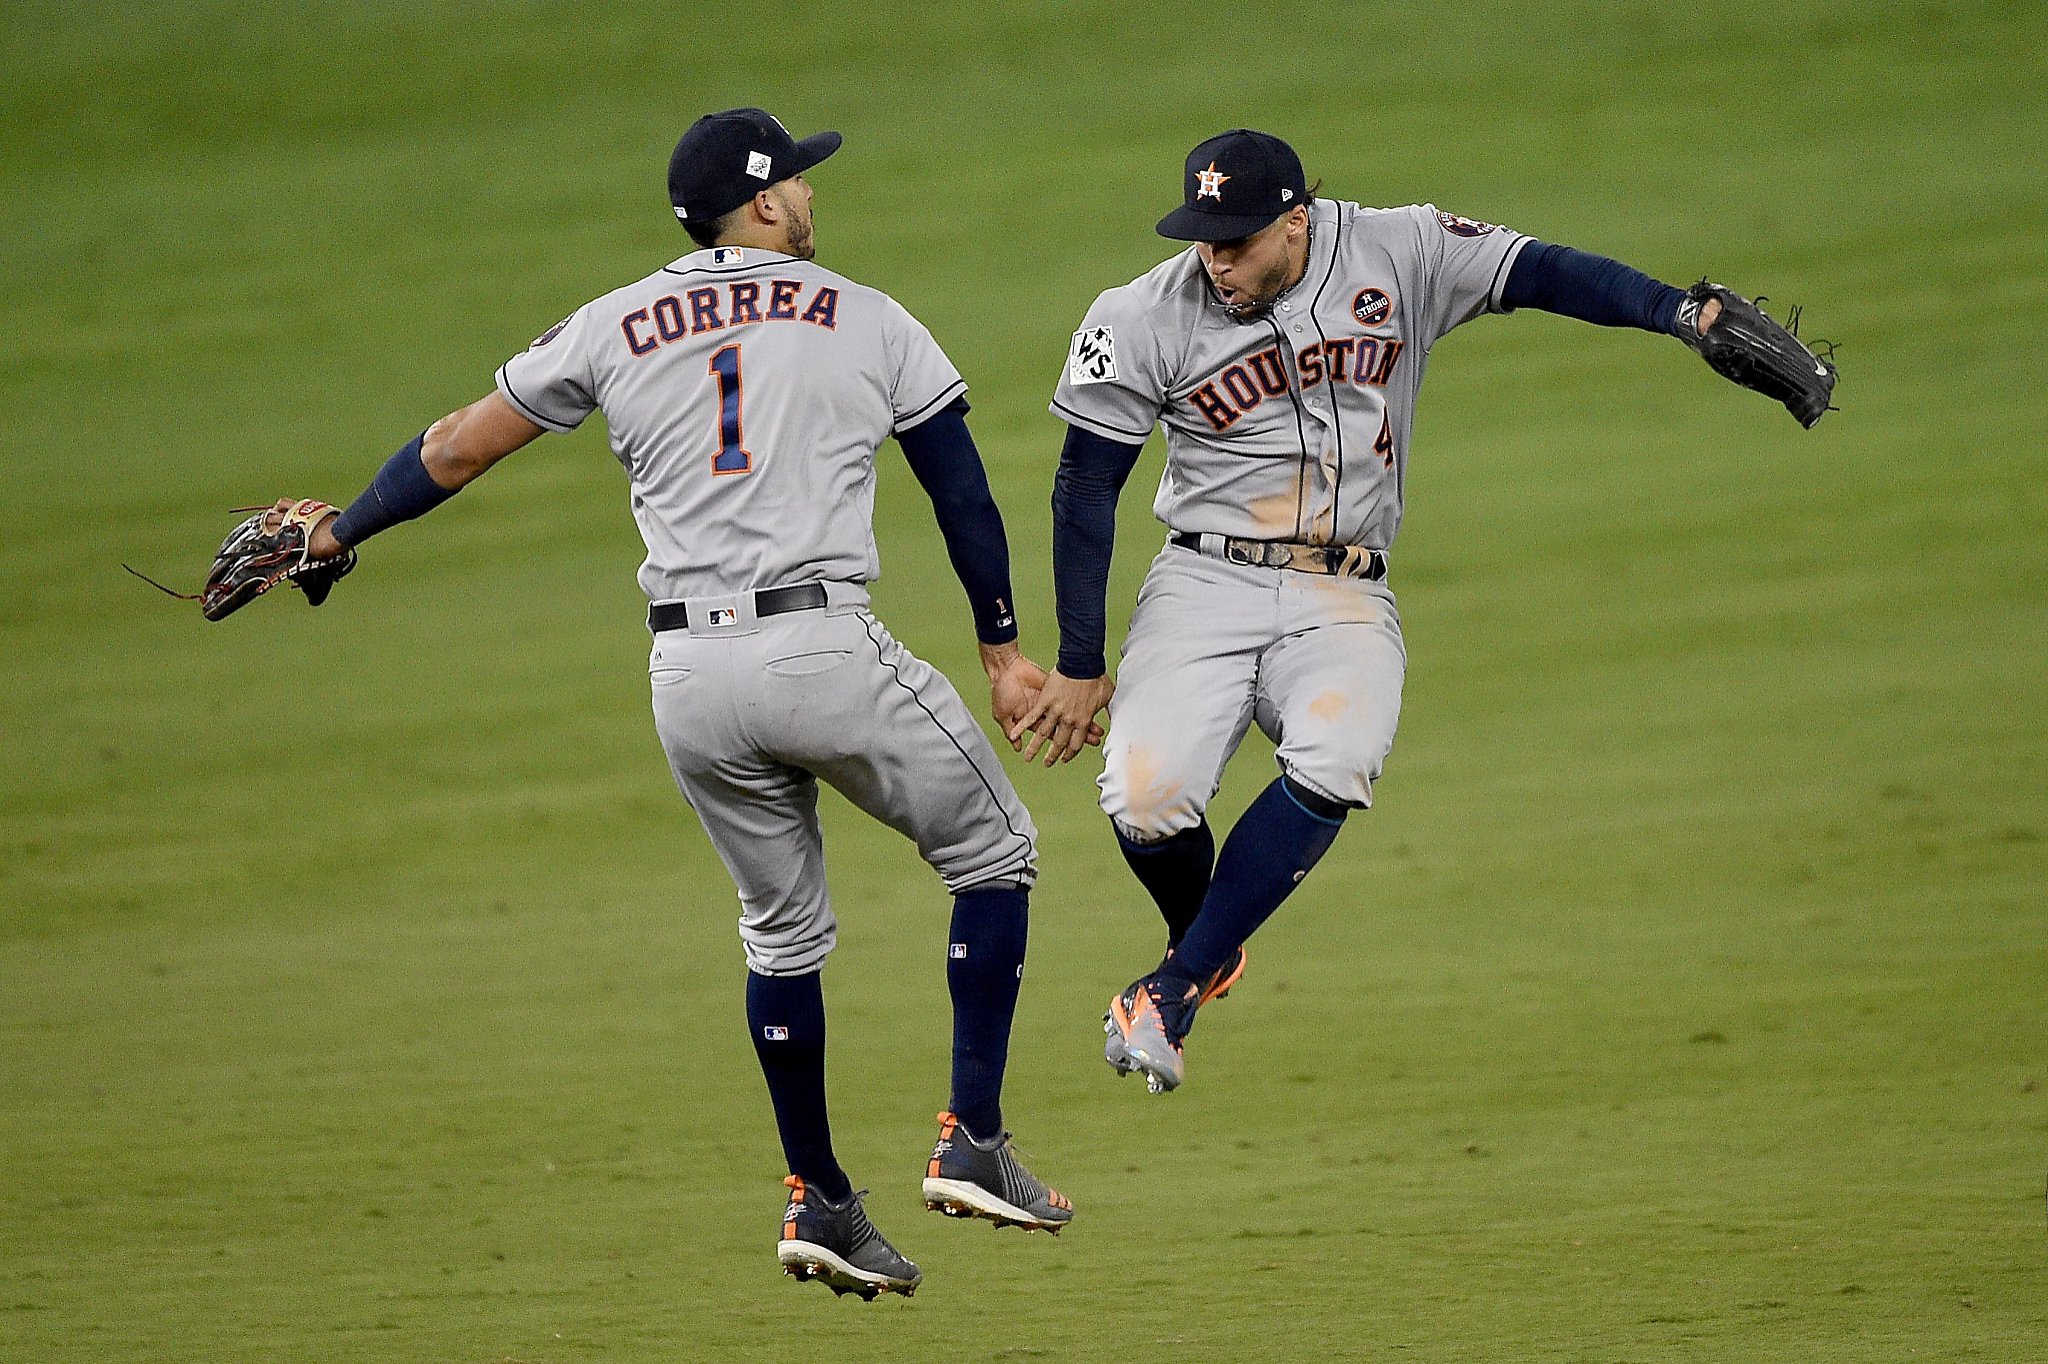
{"left": 197, "top": 499, "right": 355, "bottom": 620}
{"left": 1677, "top": 281, "right": 1838, "bottom": 428}
{"left": 127, "top": 498, "right": 356, "bottom": 620}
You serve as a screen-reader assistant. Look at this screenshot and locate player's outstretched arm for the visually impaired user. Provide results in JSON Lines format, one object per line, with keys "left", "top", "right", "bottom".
{"left": 1500, "top": 242, "right": 1834, "bottom": 426}
{"left": 306, "top": 391, "right": 546, "bottom": 560}
{"left": 893, "top": 400, "right": 1063, "bottom": 738}
{"left": 1012, "top": 424, "right": 1143, "bottom": 767}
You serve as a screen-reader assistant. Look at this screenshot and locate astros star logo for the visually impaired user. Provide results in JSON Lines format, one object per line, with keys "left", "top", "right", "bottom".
{"left": 1195, "top": 161, "right": 1230, "bottom": 201}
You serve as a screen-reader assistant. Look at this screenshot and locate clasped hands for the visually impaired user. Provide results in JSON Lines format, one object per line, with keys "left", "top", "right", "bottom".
{"left": 980, "top": 642, "right": 1114, "bottom": 767}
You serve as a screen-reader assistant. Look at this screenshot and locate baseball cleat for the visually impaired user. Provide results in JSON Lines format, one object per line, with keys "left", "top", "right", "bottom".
{"left": 1103, "top": 973, "right": 1200, "bottom": 1093}
{"left": 1192, "top": 945, "right": 1248, "bottom": 1006}
{"left": 777, "top": 1175, "right": 921, "bottom": 1298}
{"left": 922, "top": 1111, "right": 1074, "bottom": 1233}
{"left": 1104, "top": 948, "right": 1245, "bottom": 1083}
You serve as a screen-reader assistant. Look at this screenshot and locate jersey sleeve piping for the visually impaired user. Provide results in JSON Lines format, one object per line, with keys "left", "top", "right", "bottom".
{"left": 1485, "top": 232, "right": 1533, "bottom": 314}
{"left": 494, "top": 364, "right": 582, "bottom": 434}
{"left": 894, "top": 378, "right": 970, "bottom": 433}
{"left": 1049, "top": 395, "right": 1154, "bottom": 443}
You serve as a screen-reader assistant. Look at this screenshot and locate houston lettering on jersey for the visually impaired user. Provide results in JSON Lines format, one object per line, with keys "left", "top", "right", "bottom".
{"left": 1186, "top": 337, "right": 1406, "bottom": 433}
{"left": 620, "top": 281, "right": 840, "bottom": 357}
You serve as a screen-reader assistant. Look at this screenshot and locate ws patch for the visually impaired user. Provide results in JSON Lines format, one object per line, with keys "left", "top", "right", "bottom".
{"left": 1069, "top": 325, "right": 1118, "bottom": 384}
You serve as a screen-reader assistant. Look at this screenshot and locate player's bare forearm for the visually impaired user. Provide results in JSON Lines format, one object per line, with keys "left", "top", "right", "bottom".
{"left": 1012, "top": 668, "right": 1114, "bottom": 767}
{"left": 307, "top": 391, "right": 544, "bottom": 560}
{"left": 420, "top": 391, "right": 546, "bottom": 489}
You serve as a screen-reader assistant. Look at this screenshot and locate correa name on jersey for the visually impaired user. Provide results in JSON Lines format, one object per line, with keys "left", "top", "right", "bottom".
{"left": 619, "top": 279, "right": 841, "bottom": 356}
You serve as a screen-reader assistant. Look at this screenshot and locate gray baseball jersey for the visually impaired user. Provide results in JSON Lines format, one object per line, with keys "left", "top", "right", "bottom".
{"left": 499, "top": 245, "right": 967, "bottom": 602}
{"left": 499, "top": 246, "right": 1035, "bottom": 973}
{"left": 1051, "top": 200, "right": 1527, "bottom": 550}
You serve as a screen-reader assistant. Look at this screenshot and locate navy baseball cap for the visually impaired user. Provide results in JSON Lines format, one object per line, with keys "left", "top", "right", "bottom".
{"left": 1156, "top": 129, "right": 1307, "bottom": 241}
{"left": 668, "top": 108, "right": 842, "bottom": 223}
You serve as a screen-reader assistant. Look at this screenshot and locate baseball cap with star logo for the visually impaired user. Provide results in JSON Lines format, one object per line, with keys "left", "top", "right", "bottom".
{"left": 668, "top": 107, "right": 842, "bottom": 224}
{"left": 1157, "top": 128, "right": 1307, "bottom": 242}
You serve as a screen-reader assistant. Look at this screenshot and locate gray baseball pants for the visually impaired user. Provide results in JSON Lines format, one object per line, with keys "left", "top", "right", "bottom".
{"left": 648, "top": 581, "right": 1038, "bottom": 975}
{"left": 1099, "top": 543, "right": 1407, "bottom": 841}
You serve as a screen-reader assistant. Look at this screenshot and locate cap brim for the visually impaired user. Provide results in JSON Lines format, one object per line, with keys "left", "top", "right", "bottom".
{"left": 790, "top": 130, "right": 842, "bottom": 176}
{"left": 1156, "top": 203, "right": 1287, "bottom": 242}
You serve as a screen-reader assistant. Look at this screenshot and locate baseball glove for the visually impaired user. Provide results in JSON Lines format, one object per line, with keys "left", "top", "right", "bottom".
{"left": 126, "top": 499, "right": 356, "bottom": 621}
{"left": 1677, "top": 281, "right": 1838, "bottom": 428}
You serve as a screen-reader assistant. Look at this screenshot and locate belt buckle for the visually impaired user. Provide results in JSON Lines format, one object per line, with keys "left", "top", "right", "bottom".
{"left": 1223, "top": 538, "right": 1259, "bottom": 567}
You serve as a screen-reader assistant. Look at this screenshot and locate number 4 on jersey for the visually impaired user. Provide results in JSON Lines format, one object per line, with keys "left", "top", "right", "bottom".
{"left": 1373, "top": 411, "right": 1395, "bottom": 469}
{"left": 709, "top": 344, "right": 754, "bottom": 475}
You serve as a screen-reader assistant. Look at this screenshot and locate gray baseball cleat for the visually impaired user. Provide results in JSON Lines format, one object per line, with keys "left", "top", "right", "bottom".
{"left": 922, "top": 1111, "right": 1074, "bottom": 1232}
{"left": 776, "top": 1175, "right": 921, "bottom": 1299}
{"left": 1103, "top": 972, "right": 1200, "bottom": 1093}
{"left": 1103, "top": 948, "right": 1245, "bottom": 1090}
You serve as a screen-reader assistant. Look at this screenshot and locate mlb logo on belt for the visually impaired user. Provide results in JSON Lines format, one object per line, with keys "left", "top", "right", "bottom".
{"left": 708, "top": 607, "right": 738, "bottom": 627}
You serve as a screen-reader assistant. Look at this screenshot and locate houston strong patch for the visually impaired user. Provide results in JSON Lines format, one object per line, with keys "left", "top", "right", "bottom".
{"left": 1069, "top": 325, "right": 1117, "bottom": 384}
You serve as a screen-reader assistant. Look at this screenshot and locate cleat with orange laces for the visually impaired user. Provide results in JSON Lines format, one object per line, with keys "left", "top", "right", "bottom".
{"left": 776, "top": 1175, "right": 921, "bottom": 1297}
{"left": 922, "top": 1111, "right": 1074, "bottom": 1232}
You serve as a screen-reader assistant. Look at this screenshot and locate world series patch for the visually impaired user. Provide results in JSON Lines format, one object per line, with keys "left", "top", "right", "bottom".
{"left": 1069, "top": 325, "right": 1117, "bottom": 384}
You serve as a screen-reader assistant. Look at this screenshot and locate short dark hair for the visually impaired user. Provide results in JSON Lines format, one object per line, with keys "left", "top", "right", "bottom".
{"left": 683, "top": 204, "right": 745, "bottom": 249}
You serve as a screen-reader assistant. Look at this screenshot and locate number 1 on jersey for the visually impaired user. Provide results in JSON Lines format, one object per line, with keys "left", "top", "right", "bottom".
{"left": 709, "top": 344, "right": 754, "bottom": 475}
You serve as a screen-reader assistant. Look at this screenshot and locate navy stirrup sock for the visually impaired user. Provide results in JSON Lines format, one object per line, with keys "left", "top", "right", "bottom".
{"left": 1116, "top": 821, "right": 1216, "bottom": 947}
{"left": 945, "top": 885, "right": 1029, "bottom": 1140}
{"left": 745, "top": 970, "right": 851, "bottom": 1203}
{"left": 1168, "top": 776, "right": 1349, "bottom": 984}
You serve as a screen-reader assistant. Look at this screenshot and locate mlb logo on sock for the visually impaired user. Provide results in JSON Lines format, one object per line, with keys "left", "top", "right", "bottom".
{"left": 949, "top": 943, "right": 968, "bottom": 959}
{"left": 762, "top": 1026, "right": 789, "bottom": 1041}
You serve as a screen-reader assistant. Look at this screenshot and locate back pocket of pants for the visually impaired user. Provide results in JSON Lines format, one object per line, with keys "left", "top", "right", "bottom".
{"left": 764, "top": 649, "right": 852, "bottom": 678}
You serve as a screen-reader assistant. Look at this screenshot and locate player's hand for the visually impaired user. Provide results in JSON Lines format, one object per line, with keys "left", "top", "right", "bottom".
{"left": 270, "top": 497, "right": 347, "bottom": 560}
{"left": 982, "top": 642, "right": 1047, "bottom": 737}
{"left": 1012, "top": 668, "right": 1114, "bottom": 767}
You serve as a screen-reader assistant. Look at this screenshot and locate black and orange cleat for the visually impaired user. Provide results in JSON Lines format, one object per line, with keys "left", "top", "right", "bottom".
{"left": 922, "top": 1111, "right": 1074, "bottom": 1232}
{"left": 1192, "top": 945, "right": 1247, "bottom": 1006}
{"left": 776, "top": 1175, "right": 921, "bottom": 1299}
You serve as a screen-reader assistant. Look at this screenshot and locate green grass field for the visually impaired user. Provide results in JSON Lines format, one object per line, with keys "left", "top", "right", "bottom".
{"left": 4, "top": 2, "right": 2044, "bottom": 1359}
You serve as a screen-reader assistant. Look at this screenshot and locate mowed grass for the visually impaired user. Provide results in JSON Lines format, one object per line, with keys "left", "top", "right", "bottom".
{"left": 3, "top": 2, "right": 2044, "bottom": 1360}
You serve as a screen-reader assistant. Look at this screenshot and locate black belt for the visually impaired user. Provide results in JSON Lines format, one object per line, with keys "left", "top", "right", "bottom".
{"left": 1169, "top": 531, "right": 1387, "bottom": 582}
{"left": 647, "top": 581, "right": 828, "bottom": 633}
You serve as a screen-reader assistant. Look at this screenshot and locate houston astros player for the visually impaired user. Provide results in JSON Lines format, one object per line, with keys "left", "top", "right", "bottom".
{"left": 288, "top": 109, "right": 1073, "bottom": 1297}
{"left": 1014, "top": 128, "right": 1834, "bottom": 1094}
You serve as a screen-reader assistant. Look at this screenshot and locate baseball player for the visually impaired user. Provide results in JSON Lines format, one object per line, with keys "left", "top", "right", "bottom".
{"left": 1015, "top": 128, "right": 1835, "bottom": 1094}
{"left": 276, "top": 109, "right": 1073, "bottom": 1297}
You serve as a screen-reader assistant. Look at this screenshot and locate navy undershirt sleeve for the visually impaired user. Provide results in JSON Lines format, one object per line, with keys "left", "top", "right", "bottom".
{"left": 1501, "top": 240, "right": 1685, "bottom": 335}
{"left": 330, "top": 432, "right": 457, "bottom": 547}
{"left": 895, "top": 400, "right": 1018, "bottom": 646}
{"left": 1050, "top": 423, "right": 1145, "bottom": 679}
